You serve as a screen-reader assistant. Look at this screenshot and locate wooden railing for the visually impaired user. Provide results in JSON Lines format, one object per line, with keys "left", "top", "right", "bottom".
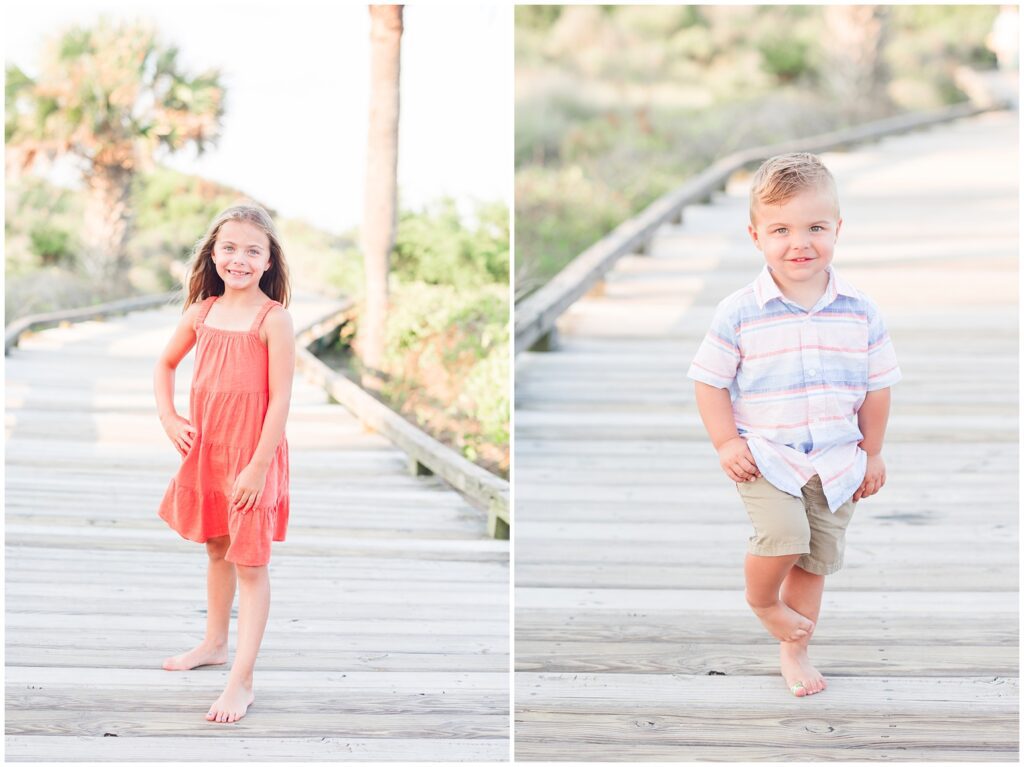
{"left": 5, "top": 291, "right": 180, "bottom": 354}
{"left": 6, "top": 292, "right": 510, "bottom": 539}
{"left": 294, "top": 308, "right": 510, "bottom": 540}
{"left": 514, "top": 100, "right": 1006, "bottom": 356}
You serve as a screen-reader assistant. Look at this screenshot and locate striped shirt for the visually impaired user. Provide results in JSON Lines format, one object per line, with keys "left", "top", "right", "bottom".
{"left": 688, "top": 265, "right": 901, "bottom": 512}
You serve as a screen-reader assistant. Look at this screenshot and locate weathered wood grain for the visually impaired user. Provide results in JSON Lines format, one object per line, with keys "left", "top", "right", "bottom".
{"left": 5, "top": 736, "right": 509, "bottom": 762}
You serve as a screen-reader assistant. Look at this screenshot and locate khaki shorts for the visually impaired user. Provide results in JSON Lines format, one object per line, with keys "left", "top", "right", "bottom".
{"left": 735, "top": 474, "right": 856, "bottom": 576}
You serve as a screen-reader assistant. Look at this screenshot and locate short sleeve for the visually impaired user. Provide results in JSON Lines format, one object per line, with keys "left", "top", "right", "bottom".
{"left": 865, "top": 300, "right": 901, "bottom": 390}
{"left": 687, "top": 301, "right": 741, "bottom": 389}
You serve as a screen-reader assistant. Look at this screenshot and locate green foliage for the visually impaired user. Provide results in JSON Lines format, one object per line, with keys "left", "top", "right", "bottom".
{"left": 371, "top": 281, "right": 509, "bottom": 473}
{"left": 392, "top": 198, "right": 508, "bottom": 288}
{"left": 29, "top": 223, "right": 74, "bottom": 266}
{"left": 515, "top": 164, "right": 629, "bottom": 296}
{"left": 757, "top": 37, "right": 813, "bottom": 83}
{"left": 515, "top": 5, "right": 563, "bottom": 31}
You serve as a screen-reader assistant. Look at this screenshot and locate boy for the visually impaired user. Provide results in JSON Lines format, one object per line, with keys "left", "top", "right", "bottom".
{"left": 687, "top": 153, "right": 900, "bottom": 697}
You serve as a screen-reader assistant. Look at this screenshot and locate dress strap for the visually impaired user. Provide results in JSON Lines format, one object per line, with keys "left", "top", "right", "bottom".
{"left": 194, "top": 295, "right": 218, "bottom": 327}
{"left": 250, "top": 299, "right": 281, "bottom": 334}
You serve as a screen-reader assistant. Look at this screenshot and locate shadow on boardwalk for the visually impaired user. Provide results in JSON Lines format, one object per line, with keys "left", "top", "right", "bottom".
{"left": 5, "top": 293, "right": 509, "bottom": 762}
{"left": 514, "top": 111, "right": 1018, "bottom": 761}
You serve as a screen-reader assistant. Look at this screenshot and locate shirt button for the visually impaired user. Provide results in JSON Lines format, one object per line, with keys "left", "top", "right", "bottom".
{"left": 808, "top": 369, "right": 818, "bottom": 377}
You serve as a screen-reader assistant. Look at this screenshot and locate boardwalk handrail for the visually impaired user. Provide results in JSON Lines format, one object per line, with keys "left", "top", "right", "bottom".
{"left": 295, "top": 307, "right": 510, "bottom": 540}
{"left": 5, "top": 291, "right": 181, "bottom": 354}
{"left": 514, "top": 100, "right": 1005, "bottom": 356}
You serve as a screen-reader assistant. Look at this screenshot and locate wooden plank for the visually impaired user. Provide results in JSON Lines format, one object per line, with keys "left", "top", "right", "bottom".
{"left": 5, "top": 736, "right": 510, "bottom": 762}
{"left": 513, "top": 742, "right": 1018, "bottom": 762}
{"left": 514, "top": 673, "right": 1017, "bottom": 712}
{"left": 8, "top": 613, "right": 506, "bottom": 637}
{"left": 514, "top": 610, "right": 1018, "bottom": 646}
{"left": 4, "top": 647, "right": 507, "bottom": 673}
{"left": 5, "top": 597, "right": 508, "bottom": 621}
{"left": 513, "top": 642, "right": 1017, "bottom": 676}
{"left": 512, "top": 563, "right": 1017, "bottom": 592}
{"left": 5, "top": 685, "right": 507, "bottom": 715}
{"left": 6, "top": 628, "right": 506, "bottom": 654}
{"left": 515, "top": 589, "right": 1017, "bottom": 613}
{"left": 5, "top": 710, "right": 508, "bottom": 738}
{"left": 6, "top": 666, "right": 508, "bottom": 690}
{"left": 513, "top": 711, "right": 1017, "bottom": 751}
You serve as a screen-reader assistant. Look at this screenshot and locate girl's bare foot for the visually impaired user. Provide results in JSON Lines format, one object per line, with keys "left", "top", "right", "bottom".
{"left": 162, "top": 640, "right": 228, "bottom": 671}
{"left": 206, "top": 680, "right": 255, "bottom": 723}
{"left": 780, "top": 641, "right": 826, "bottom": 696}
{"left": 747, "top": 598, "right": 815, "bottom": 642}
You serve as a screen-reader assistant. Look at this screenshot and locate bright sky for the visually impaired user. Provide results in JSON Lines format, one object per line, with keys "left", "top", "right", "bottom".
{"left": 5, "top": 1, "right": 512, "bottom": 234}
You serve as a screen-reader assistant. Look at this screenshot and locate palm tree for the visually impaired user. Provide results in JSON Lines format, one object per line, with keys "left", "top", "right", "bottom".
{"left": 823, "top": 6, "right": 893, "bottom": 122}
{"left": 5, "top": 18, "right": 224, "bottom": 294}
{"left": 360, "top": 4, "right": 403, "bottom": 392}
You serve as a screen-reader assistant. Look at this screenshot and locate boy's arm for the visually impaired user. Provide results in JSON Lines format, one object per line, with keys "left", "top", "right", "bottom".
{"left": 855, "top": 387, "right": 891, "bottom": 501}
{"left": 857, "top": 387, "right": 890, "bottom": 455}
{"left": 694, "top": 382, "right": 760, "bottom": 482}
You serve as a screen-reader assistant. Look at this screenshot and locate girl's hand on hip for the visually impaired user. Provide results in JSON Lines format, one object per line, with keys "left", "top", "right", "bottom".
{"left": 854, "top": 453, "right": 886, "bottom": 501}
{"left": 717, "top": 436, "right": 761, "bottom": 483}
{"left": 232, "top": 463, "right": 268, "bottom": 514}
{"left": 160, "top": 413, "right": 198, "bottom": 457}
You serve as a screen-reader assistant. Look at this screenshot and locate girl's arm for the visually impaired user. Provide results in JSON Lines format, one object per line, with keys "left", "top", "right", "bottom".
{"left": 232, "top": 307, "right": 295, "bottom": 513}
{"left": 154, "top": 303, "right": 202, "bottom": 455}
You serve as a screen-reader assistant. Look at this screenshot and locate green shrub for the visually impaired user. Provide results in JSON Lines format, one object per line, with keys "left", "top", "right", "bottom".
{"left": 371, "top": 281, "right": 509, "bottom": 474}
{"left": 392, "top": 198, "right": 508, "bottom": 288}
{"left": 28, "top": 223, "right": 74, "bottom": 266}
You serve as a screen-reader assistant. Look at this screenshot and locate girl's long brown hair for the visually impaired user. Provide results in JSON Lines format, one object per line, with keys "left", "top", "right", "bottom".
{"left": 184, "top": 203, "right": 291, "bottom": 309}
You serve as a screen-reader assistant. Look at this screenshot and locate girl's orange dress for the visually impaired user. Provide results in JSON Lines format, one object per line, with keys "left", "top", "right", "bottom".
{"left": 158, "top": 296, "right": 289, "bottom": 566}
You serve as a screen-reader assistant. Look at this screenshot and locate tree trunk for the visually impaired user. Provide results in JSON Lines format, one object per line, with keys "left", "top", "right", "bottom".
{"left": 82, "top": 164, "right": 134, "bottom": 297}
{"left": 360, "top": 4, "right": 403, "bottom": 392}
{"left": 823, "top": 5, "right": 893, "bottom": 123}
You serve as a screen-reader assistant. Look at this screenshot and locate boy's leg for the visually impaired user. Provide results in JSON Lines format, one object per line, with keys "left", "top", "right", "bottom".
{"left": 776, "top": 477, "right": 855, "bottom": 696}
{"left": 207, "top": 563, "right": 268, "bottom": 723}
{"left": 744, "top": 553, "right": 815, "bottom": 642}
{"left": 779, "top": 565, "right": 827, "bottom": 696}
{"left": 163, "top": 535, "right": 234, "bottom": 671}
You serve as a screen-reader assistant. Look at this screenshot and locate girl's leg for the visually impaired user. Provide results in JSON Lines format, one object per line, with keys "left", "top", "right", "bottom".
{"left": 207, "top": 563, "right": 269, "bottom": 723}
{"left": 163, "top": 535, "right": 235, "bottom": 671}
{"left": 779, "top": 565, "right": 827, "bottom": 695}
{"left": 744, "top": 553, "right": 815, "bottom": 642}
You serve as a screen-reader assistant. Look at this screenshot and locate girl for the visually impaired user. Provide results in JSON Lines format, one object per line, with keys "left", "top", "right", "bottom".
{"left": 153, "top": 203, "right": 295, "bottom": 723}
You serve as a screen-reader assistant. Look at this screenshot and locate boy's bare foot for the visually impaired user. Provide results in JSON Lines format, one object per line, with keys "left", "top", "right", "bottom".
{"left": 747, "top": 598, "right": 815, "bottom": 642}
{"left": 780, "top": 641, "right": 826, "bottom": 697}
{"left": 206, "top": 680, "right": 255, "bottom": 723}
{"left": 162, "top": 640, "right": 228, "bottom": 671}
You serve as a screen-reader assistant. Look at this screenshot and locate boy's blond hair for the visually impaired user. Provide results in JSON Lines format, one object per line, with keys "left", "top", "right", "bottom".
{"left": 749, "top": 152, "right": 840, "bottom": 224}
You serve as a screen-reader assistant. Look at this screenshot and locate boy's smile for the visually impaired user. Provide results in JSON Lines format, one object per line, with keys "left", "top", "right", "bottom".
{"left": 748, "top": 188, "right": 842, "bottom": 303}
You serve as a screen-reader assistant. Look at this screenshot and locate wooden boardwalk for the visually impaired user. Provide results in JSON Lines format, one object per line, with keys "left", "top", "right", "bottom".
{"left": 514, "top": 111, "right": 1018, "bottom": 760}
{"left": 5, "top": 294, "right": 509, "bottom": 761}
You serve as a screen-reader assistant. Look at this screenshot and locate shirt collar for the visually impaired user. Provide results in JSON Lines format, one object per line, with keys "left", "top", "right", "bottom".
{"left": 753, "top": 265, "right": 860, "bottom": 310}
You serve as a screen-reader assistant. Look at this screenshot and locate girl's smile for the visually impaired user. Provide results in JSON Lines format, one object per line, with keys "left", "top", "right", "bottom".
{"left": 212, "top": 220, "right": 271, "bottom": 289}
